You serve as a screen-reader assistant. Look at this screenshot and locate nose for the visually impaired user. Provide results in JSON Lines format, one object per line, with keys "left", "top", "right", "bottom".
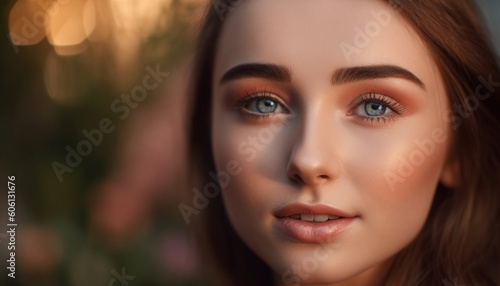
{"left": 287, "top": 111, "right": 341, "bottom": 188}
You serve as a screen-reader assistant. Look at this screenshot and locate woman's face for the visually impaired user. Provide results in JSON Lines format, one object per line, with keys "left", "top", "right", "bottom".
{"left": 211, "top": 0, "right": 452, "bottom": 284}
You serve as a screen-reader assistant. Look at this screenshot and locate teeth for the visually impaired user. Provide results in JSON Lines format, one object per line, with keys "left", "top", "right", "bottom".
{"left": 300, "top": 214, "right": 314, "bottom": 222}
{"left": 289, "top": 214, "right": 341, "bottom": 222}
{"left": 314, "top": 214, "right": 329, "bottom": 222}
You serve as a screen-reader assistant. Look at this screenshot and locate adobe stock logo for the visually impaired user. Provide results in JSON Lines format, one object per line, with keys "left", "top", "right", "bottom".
{"left": 108, "top": 268, "right": 135, "bottom": 286}
{"left": 445, "top": 74, "right": 500, "bottom": 130}
{"left": 178, "top": 160, "right": 242, "bottom": 225}
{"left": 339, "top": 9, "right": 392, "bottom": 63}
{"left": 384, "top": 128, "right": 447, "bottom": 192}
{"left": 51, "top": 65, "right": 169, "bottom": 182}
{"left": 212, "top": 0, "right": 244, "bottom": 21}
{"left": 178, "top": 115, "right": 295, "bottom": 224}
{"left": 8, "top": 0, "right": 70, "bottom": 53}
{"left": 385, "top": 73, "right": 499, "bottom": 191}
{"left": 281, "top": 239, "right": 337, "bottom": 285}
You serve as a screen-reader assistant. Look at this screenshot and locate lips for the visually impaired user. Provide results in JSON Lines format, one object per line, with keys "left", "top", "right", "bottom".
{"left": 274, "top": 203, "right": 357, "bottom": 243}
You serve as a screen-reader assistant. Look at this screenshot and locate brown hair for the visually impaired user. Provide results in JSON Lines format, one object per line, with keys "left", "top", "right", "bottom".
{"left": 186, "top": 0, "right": 500, "bottom": 285}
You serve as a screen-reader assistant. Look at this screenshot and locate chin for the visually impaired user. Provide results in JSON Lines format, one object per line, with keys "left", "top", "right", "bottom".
{"left": 279, "top": 265, "right": 361, "bottom": 285}
{"left": 267, "top": 247, "right": 390, "bottom": 286}
{"left": 270, "top": 252, "right": 357, "bottom": 284}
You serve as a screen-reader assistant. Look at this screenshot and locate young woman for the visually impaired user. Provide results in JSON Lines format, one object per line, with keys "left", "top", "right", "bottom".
{"left": 185, "top": 0, "right": 500, "bottom": 285}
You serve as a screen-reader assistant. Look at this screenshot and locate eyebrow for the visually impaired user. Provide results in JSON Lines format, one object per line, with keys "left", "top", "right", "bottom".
{"left": 332, "top": 65, "right": 425, "bottom": 89}
{"left": 220, "top": 63, "right": 292, "bottom": 84}
{"left": 219, "top": 63, "right": 425, "bottom": 89}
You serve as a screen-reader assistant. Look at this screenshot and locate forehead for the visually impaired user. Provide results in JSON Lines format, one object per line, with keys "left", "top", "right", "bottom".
{"left": 213, "top": 0, "right": 440, "bottom": 88}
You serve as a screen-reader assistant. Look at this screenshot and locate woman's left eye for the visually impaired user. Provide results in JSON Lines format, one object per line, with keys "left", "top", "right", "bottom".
{"left": 355, "top": 101, "right": 394, "bottom": 117}
{"left": 349, "top": 93, "right": 406, "bottom": 124}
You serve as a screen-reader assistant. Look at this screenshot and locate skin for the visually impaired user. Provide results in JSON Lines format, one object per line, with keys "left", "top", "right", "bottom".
{"left": 210, "top": 0, "right": 454, "bottom": 285}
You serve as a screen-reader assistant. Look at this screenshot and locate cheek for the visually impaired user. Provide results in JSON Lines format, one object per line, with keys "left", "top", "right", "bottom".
{"left": 344, "top": 121, "right": 450, "bottom": 240}
{"left": 211, "top": 113, "right": 293, "bottom": 245}
{"left": 211, "top": 109, "right": 291, "bottom": 186}
{"left": 349, "top": 128, "right": 448, "bottom": 196}
{"left": 211, "top": 114, "right": 282, "bottom": 210}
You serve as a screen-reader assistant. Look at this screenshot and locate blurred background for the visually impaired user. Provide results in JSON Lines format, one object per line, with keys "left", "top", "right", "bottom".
{"left": 0, "top": 0, "right": 499, "bottom": 286}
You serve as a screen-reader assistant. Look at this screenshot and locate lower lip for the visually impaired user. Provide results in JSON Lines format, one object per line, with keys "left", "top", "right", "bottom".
{"left": 274, "top": 217, "right": 357, "bottom": 243}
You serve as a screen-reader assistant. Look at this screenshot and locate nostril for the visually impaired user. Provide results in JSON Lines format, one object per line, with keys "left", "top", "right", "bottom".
{"left": 290, "top": 174, "right": 304, "bottom": 184}
{"left": 318, "top": 175, "right": 329, "bottom": 179}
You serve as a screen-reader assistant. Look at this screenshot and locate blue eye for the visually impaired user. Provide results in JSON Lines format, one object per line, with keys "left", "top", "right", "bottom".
{"left": 258, "top": 99, "right": 278, "bottom": 113}
{"left": 364, "top": 102, "right": 388, "bottom": 116}
{"left": 352, "top": 93, "right": 397, "bottom": 119}
{"left": 245, "top": 97, "right": 285, "bottom": 114}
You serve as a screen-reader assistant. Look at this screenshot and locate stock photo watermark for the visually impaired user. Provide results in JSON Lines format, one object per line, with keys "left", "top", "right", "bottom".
{"left": 385, "top": 73, "right": 500, "bottom": 191}
{"left": 445, "top": 74, "right": 500, "bottom": 130}
{"left": 108, "top": 268, "right": 135, "bottom": 286}
{"left": 339, "top": 9, "right": 392, "bottom": 63}
{"left": 178, "top": 116, "right": 295, "bottom": 224}
{"left": 51, "top": 65, "right": 170, "bottom": 182}
{"left": 6, "top": 175, "right": 17, "bottom": 279}
{"left": 8, "top": 0, "right": 70, "bottom": 53}
{"left": 384, "top": 127, "right": 447, "bottom": 192}
{"left": 212, "top": 0, "right": 245, "bottom": 21}
{"left": 178, "top": 159, "right": 242, "bottom": 224}
{"left": 281, "top": 240, "right": 337, "bottom": 285}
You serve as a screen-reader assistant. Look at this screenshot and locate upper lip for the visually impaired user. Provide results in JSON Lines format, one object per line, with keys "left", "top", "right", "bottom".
{"left": 274, "top": 203, "right": 357, "bottom": 218}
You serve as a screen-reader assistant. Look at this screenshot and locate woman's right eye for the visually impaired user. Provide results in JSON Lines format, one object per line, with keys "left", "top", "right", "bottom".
{"left": 235, "top": 90, "right": 288, "bottom": 118}
{"left": 244, "top": 97, "right": 286, "bottom": 114}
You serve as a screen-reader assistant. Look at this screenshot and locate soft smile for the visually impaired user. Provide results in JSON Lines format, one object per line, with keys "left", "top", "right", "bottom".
{"left": 274, "top": 203, "right": 358, "bottom": 243}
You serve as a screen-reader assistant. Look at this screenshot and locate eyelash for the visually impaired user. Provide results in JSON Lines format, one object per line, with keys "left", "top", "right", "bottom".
{"left": 349, "top": 92, "right": 406, "bottom": 125}
{"left": 234, "top": 88, "right": 288, "bottom": 120}
{"left": 234, "top": 90, "right": 406, "bottom": 125}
